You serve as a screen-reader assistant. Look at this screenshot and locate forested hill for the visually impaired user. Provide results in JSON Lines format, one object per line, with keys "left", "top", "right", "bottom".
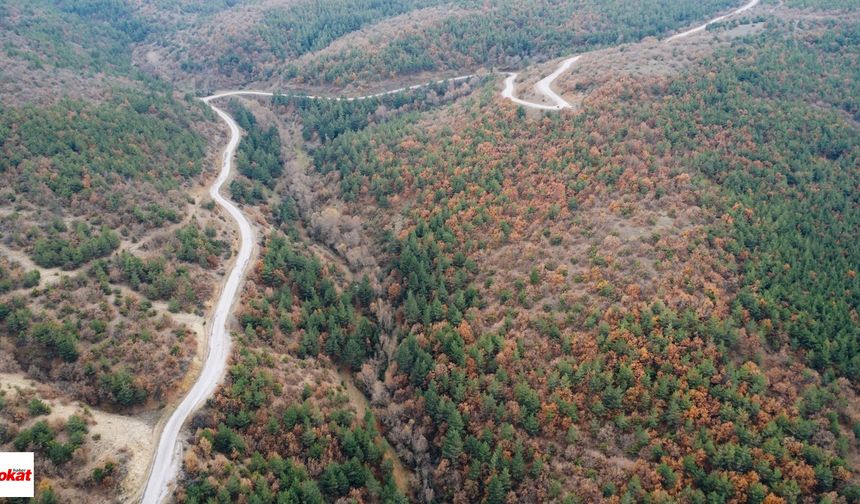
{"left": 135, "top": 0, "right": 750, "bottom": 91}
{"left": 170, "top": 10, "right": 860, "bottom": 504}
{"left": 2, "top": 0, "right": 860, "bottom": 503}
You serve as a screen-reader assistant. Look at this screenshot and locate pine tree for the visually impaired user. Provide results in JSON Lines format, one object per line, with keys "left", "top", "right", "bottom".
{"left": 448, "top": 304, "right": 462, "bottom": 325}
{"left": 343, "top": 334, "right": 364, "bottom": 370}
{"left": 404, "top": 291, "right": 420, "bottom": 324}
{"left": 423, "top": 380, "right": 440, "bottom": 420}
{"left": 442, "top": 428, "right": 463, "bottom": 461}
{"left": 299, "top": 329, "right": 320, "bottom": 357}
{"left": 430, "top": 297, "right": 444, "bottom": 322}
{"left": 325, "top": 322, "right": 343, "bottom": 357}
{"left": 511, "top": 443, "right": 526, "bottom": 483}
{"left": 486, "top": 468, "right": 511, "bottom": 504}
{"left": 356, "top": 275, "right": 373, "bottom": 307}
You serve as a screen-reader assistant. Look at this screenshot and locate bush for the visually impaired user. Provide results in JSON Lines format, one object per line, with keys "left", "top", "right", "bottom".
{"left": 100, "top": 369, "right": 147, "bottom": 407}
{"left": 212, "top": 424, "right": 246, "bottom": 455}
{"left": 22, "top": 270, "right": 41, "bottom": 288}
{"left": 28, "top": 398, "right": 51, "bottom": 417}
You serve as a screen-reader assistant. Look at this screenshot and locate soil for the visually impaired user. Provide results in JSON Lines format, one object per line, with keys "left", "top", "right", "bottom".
{"left": 0, "top": 372, "right": 154, "bottom": 499}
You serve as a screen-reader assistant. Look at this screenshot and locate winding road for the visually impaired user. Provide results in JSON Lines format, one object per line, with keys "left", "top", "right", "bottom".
{"left": 139, "top": 76, "right": 473, "bottom": 503}
{"left": 503, "top": 0, "right": 760, "bottom": 110}
{"left": 140, "top": 96, "right": 253, "bottom": 504}
{"left": 139, "top": 1, "right": 761, "bottom": 501}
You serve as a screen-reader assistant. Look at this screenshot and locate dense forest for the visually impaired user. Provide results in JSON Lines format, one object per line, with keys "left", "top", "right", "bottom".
{"left": 784, "top": 0, "right": 860, "bottom": 9}
{"left": 260, "top": 0, "right": 446, "bottom": 59}
{"left": 659, "top": 23, "right": 860, "bottom": 380}
{"left": 226, "top": 102, "right": 284, "bottom": 204}
{"left": 217, "top": 15, "right": 860, "bottom": 503}
{"left": 0, "top": 93, "right": 206, "bottom": 242}
{"left": 272, "top": 77, "right": 479, "bottom": 142}
{"left": 0, "top": 0, "right": 149, "bottom": 75}
{"left": 167, "top": 0, "right": 745, "bottom": 88}
{"left": 239, "top": 234, "right": 380, "bottom": 370}
{"left": 293, "top": 0, "right": 745, "bottom": 85}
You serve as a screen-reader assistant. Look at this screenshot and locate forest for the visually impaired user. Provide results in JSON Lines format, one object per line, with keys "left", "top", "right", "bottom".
{"left": 259, "top": 0, "right": 446, "bottom": 59}
{"left": 0, "top": 87, "right": 213, "bottom": 411}
{"left": 659, "top": 23, "right": 860, "bottom": 380}
{"left": 291, "top": 0, "right": 743, "bottom": 85}
{"left": 273, "top": 76, "right": 478, "bottom": 142}
{"left": 231, "top": 103, "right": 280, "bottom": 181}
{"left": 177, "top": 236, "right": 406, "bottom": 503}
{"left": 222, "top": 16, "right": 860, "bottom": 503}
{"left": 0, "top": 93, "right": 205, "bottom": 232}
{"left": 178, "top": 0, "right": 743, "bottom": 87}
{"left": 0, "top": 0, "right": 151, "bottom": 75}
{"left": 239, "top": 235, "right": 379, "bottom": 371}
{"left": 2, "top": 0, "right": 859, "bottom": 502}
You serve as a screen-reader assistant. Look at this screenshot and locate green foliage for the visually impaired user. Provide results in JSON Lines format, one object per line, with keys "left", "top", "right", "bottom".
{"left": 280, "top": 17, "right": 860, "bottom": 503}
{"left": 1, "top": 0, "right": 150, "bottom": 73}
{"left": 25, "top": 320, "right": 80, "bottom": 363}
{"left": 184, "top": 365, "right": 403, "bottom": 503}
{"left": 274, "top": 194, "right": 299, "bottom": 225}
{"left": 0, "top": 265, "right": 42, "bottom": 294}
{"left": 0, "top": 94, "right": 205, "bottom": 203}
{"left": 248, "top": 235, "right": 378, "bottom": 369}
{"left": 174, "top": 223, "right": 229, "bottom": 266}
{"left": 100, "top": 369, "right": 147, "bottom": 406}
{"left": 34, "top": 486, "right": 59, "bottom": 504}
{"left": 91, "top": 461, "right": 116, "bottom": 484}
{"left": 32, "top": 225, "right": 119, "bottom": 269}
{"left": 441, "top": 427, "right": 463, "bottom": 460}
{"left": 212, "top": 423, "right": 246, "bottom": 455}
{"left": 229, "top": 179, "right": 266, "bottom": 204}
{"left": 13, "top": 415, "right": 87, "bottom": 465}
{"left": 22, "top": 270, "right": 41, "bottom": 289}
{"left": 274, "top": 80, "right": 464, "bottom": 142}
{"left": 784, "top": 0, "right": 860, "bottom": 10}
{"left": 231, "top": 102, "right": 283, "bottom": 188}
{"left": 260, "top": 0, "right": 444, "bottom": 58}
{"left": 112, "top": 252, "right": 201, "bottom": 309}
{"left": 297, "top": 0, "right": 743, "bottom": 84}
{"left": 27, "top": 398, "right": 51, "bottom": 417}
{"left": 661, "top": 24, "right": 860, "bottom": 380}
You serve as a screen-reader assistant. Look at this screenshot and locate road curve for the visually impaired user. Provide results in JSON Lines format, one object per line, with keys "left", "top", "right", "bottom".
{"left": 535, "top": 55, "right": 582, "bottom": 109}
{"left": 502, "top": 55, "right": 583, "bottom": 111}
{"left": 140, "top": 97, "right": 254, "bottom": 504}
{"left": 502, "top": 73, "right": 564, "bottom": 111}
{"left": 502, "top": 0, "right": 760, "bottom": 110}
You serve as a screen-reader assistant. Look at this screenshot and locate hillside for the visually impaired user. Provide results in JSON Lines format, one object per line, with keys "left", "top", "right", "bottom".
{"left": 1, "top": 0, "right": 858, "bottom": 503}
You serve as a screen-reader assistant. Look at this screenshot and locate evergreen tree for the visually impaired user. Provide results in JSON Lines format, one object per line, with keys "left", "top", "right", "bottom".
{"left": 442, "top": 427, "right": 463, "bottom": 461}
{"left": 404, "top": 291, "right": 420, "bottom": 324}
{"left": 343, "top": 333, "right": 365, "bottom": 370}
